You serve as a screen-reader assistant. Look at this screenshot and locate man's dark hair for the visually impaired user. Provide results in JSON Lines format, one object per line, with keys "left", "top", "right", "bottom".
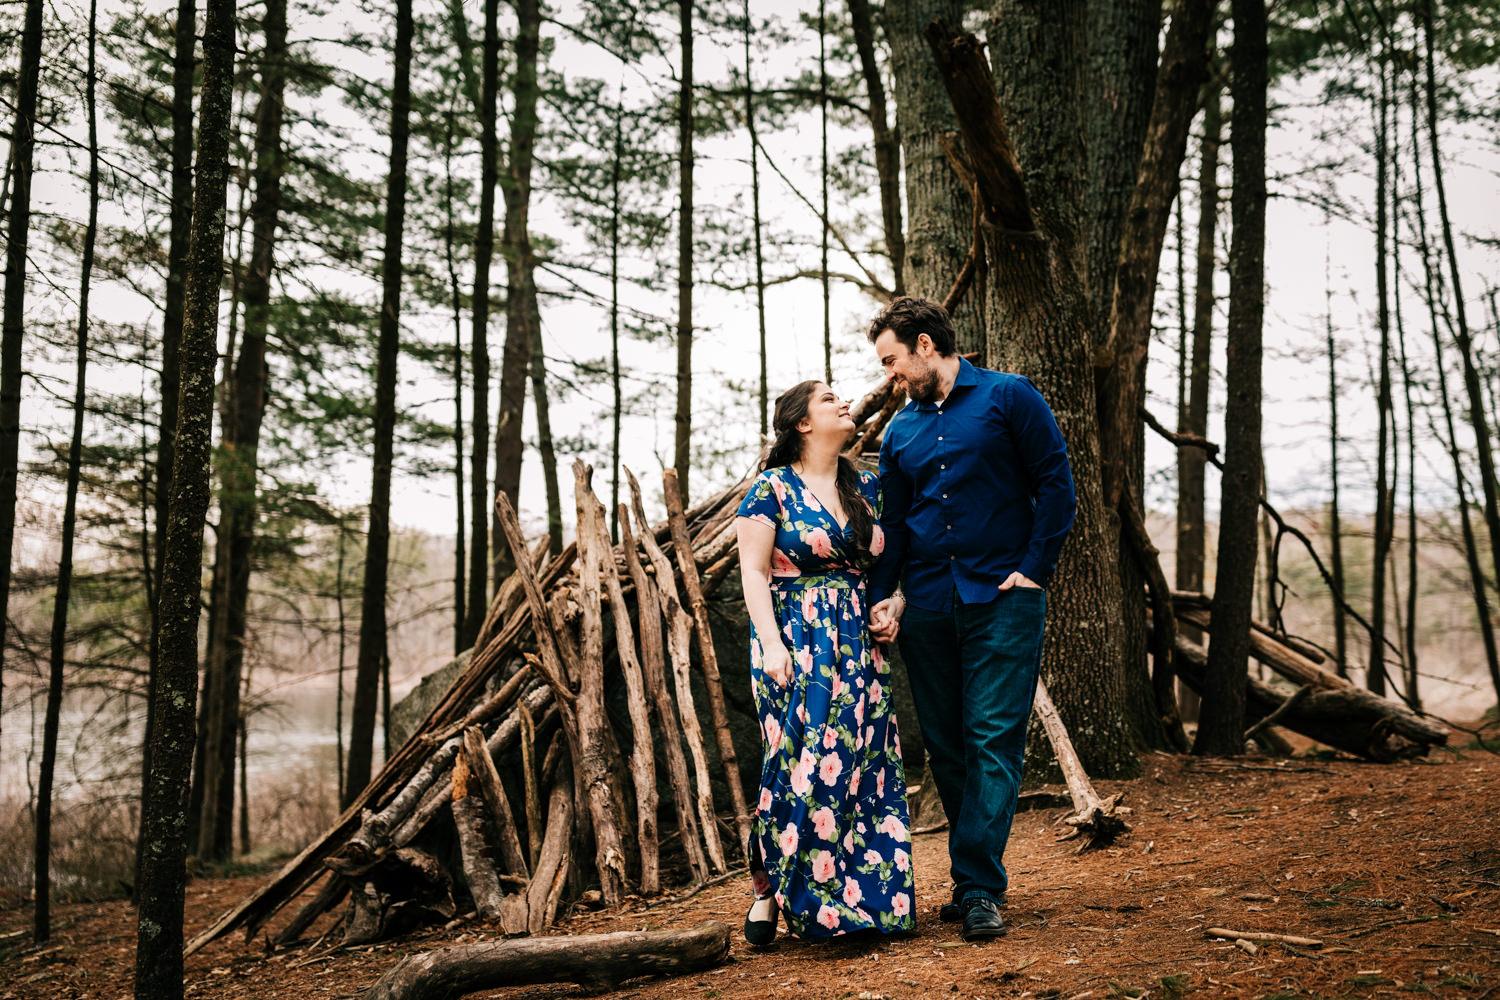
{"left": 866, "top": 296, "right": 957, "bottom": 356}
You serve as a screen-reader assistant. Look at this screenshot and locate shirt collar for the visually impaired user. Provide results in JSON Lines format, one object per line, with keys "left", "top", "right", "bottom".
{"left": 914, "top": 355, "right": 978, "bottom": 411}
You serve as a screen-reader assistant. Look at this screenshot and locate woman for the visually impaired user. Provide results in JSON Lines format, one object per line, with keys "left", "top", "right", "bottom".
{"left": 734, "top": 380, "right": 915, "bottom": 944}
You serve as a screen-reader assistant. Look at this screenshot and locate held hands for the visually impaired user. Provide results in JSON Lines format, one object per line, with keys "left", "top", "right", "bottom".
{"left": 761, "top": 640, "right": 794, "bottom": 688}
{"left": 869, "top": 594, "right": 905, "bottom": 644}
{"left": 999, "top": 571, "right": 1042, "bottom": 591}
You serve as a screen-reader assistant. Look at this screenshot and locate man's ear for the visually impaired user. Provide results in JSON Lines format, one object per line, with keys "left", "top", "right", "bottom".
{"left": 915, "top": 332, "right": 933, "bottom": 355}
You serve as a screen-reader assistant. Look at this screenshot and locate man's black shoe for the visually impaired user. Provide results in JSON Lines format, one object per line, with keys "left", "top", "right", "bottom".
{"left": 941, "top": 891, "right": 1006, "bottom": 922}
{"left": 960, "top": 896, "right": 1006, "bottom": 941}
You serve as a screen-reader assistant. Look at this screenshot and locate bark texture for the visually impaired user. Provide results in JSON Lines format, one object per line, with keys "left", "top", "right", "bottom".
{"left": 492, "top": 0, "right": 542, "bottom": 585}
{"left": 1195, "top": 0, "right": 1265, "bottom": 756}
{"left": 887, "top": 0, "right": 985, "bottom": 353}
{"left": 136, "top": 1, "right": 237, "bottom": 995}
{"left": 927, "top": 9, "right": 1140, "bottom": 779}
{"left": 199, "top": 0, "right": 288, "bottom": 859}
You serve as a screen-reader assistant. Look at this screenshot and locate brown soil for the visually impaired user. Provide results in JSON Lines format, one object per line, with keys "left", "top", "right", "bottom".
{"left": 5, "top": 747, "right": 1499, "bottom": 1000}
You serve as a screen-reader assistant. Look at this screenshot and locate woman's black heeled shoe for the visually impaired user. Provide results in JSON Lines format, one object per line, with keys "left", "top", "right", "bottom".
{"left": 743, "top": 896, "right": 778, "bottom": 946}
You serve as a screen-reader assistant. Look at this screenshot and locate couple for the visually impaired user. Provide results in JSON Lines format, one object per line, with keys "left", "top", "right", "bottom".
{"left": 733, "top": 297, "right": 1077, "bottom": 945}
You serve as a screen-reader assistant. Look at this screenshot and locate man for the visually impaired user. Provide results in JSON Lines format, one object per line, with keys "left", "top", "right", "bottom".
{"left": 866, "top": 296, "right": 1076, "bottom": 941}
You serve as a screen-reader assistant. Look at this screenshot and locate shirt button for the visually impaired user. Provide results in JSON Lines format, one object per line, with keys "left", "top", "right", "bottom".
{"left": 942, "top": 493, "right": 948, "bottom": 499}
{"left": 938, "top": 435, "right": 943, "bottom": 441}
{"left": 946, "top": 525, "right": 952, "bottom": 530}
{"left": 940, "top": 464, "right": 946, "bottom": 470}
{"left": 949, "top": 555, "right": 955, "bottom": 560}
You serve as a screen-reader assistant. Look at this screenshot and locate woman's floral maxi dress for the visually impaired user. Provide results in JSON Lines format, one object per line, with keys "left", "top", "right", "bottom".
{"left": 737, "top": 466, "right": 915, "bottom": 938}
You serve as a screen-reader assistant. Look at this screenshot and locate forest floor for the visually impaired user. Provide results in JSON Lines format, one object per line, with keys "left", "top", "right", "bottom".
{"left": 4, "top": 737, "right": 1500, "bottom": 1000}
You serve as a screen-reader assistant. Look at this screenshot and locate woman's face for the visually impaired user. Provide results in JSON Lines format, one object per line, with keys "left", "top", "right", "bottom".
{"left": 798, "top": 382, "right": 854, "bottom": 441}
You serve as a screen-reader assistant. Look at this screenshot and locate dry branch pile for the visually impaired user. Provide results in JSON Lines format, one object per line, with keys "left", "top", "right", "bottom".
{"left": 188, "top": 461, "right": 765, "bottom": 953}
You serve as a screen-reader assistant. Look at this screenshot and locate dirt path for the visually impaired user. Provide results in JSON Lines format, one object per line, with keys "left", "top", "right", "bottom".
{"left": 4, "top": 750, "right": 1499, "bottom": 1000}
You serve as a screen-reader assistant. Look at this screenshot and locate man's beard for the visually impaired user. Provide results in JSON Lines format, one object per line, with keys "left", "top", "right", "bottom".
{"left": 904, "top": 365, "right": 940, "bottom": 402}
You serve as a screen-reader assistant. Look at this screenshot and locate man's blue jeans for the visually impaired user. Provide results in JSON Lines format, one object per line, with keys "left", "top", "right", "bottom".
{"left": 898, "top": 586, "right": 1046, "bottom": 902}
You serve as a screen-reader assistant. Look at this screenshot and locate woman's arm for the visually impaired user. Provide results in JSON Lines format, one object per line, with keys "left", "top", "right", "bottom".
{"left": 736, "top": 517, "right": 793, "bottom": 686}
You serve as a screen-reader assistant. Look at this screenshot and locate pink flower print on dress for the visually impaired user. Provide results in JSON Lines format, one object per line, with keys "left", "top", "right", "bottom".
{"left": 864, "top": 848, "right": 883, "bottom": 866}
{"left": 771, "top": 547, "right": 799, "bottom": 576}
{"left": 891, "top": 891, "right": 910, "bottom": 916}
{"left": 831, "top": 673, "right": 846, "bottom": 700}
{"left": 843, "top": 829, "right": 855, "bottom": 852}
{"left": 822, "top": 725, "right": 838, "bottom": 750}
{"left": 854, "top": 698, "right": 865, "bottom": 727}
{"left": 870, "top": 523, "right": 885, "bottom": 557}
{"left": 817, "top": 903, "right": 840, "bottom": 929}
{"left": 811, "top": 850, "right": 836, "bottom": 883}
{"left": 851, "top": 592, "right": 862, "bottom": 617}
{"left": 796, "top": 647, "right": 815, "bottom": 675}
{"left": 876, "top": 768, "right": 886, "bottom": 798}
{"left": 807, "top": 527, "right": 833, "bottom": 558}
{"left": 758, "top": 787, "right": 772, "bottom": 813}
{"left": 762, "top": 714, "right": 781, "bottom": 749}
{"left": 872, "top": 643, "right": 884, "bottom": 669}
{"left": 843, "top": 879, "right": 863, "bottom": 907}
{"left": 812, "top": 806, "right": 836, "bottom": 841}
{"left": 778, "top": 823, "right": 799, "bottom": 857}
{"left": 796, "top": 702, "right": 808, "bottom": 724}
{"left": 894, "top": 848, "right": 910, "bottom": 872}
{"left": 801, "top": 588, "right": 819, "bottom": 623}
{"left": 878, "top": 814, "right": 909, "bottom": 842}
{"left": 847, "top": 766, "right": 862, "bottom": 796}
{"left": 803, "top": 489, "right": 823, "bottom": 512}
{"left": 869, "top": 679, "right": 883, "bottom": 704}
{"left": 771, "top": 475, "right": 787, "bottom": 503}
{"left": 790, "top": 748, "right": 817, "bottom": 796}
{"left": 818, "top": 752, "right": 843, "bottom": 787}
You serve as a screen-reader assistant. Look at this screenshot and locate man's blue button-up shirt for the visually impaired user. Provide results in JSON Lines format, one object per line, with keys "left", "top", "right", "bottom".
{"left": 869, "top": 357, "right": 1077, "bottom": 612}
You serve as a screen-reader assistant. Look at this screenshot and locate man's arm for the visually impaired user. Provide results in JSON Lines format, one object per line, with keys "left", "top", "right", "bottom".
{"left": 868, "top": 425, "right": 911, "bottom": 606}
{"left": 1009, "top": 377, "right": 1077, "bottom": 587}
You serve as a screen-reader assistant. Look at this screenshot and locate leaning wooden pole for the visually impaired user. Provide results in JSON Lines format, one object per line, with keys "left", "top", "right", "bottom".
{"left": 586, "top": 493, "right": 662, "bottom": 895}
{"left": 662, "top": 468, "right": 751, "bottom": 865}
{"left": 620, "top": 504, "right": 711, "bottom": 882}
{"left": 1032, "top": 680, "right": 1130, "bottom": 848}
{"left": 627, "top": 468, "right": 727, "bottom": 872}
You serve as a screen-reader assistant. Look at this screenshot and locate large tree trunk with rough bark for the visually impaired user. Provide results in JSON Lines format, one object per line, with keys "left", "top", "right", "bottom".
{"left": 346, "top": 0, "right": 414, "bottom": 805}
{"left": 199, "top": 0, "right": 288, "bottom": 861}
{"left": 848, "top": 0, "right": 904, "bottom": 295}
{"left": 926, "top": 9, "right": 1139, "bottom": 780}
{"left": 886, "top": 0, "right": 985, "bottom": 355}
{"left": 135, "top": 2, "right": 237, "bottom": 995}
{"left": 1194, "top": 0, "right": 1265, "bottom": 757}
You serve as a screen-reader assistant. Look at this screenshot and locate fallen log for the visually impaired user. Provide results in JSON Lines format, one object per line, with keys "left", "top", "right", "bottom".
{"left": 364, "top": 920, "right": 733, "bottom": 1000}
{"left": 1172, "top": 635, "right": 1448, "bottom": 760}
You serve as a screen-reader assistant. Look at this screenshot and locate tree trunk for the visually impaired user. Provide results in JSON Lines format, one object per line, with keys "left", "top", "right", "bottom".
{"left": 1369, "top": 44, "right": 1395, "bottom": 697}
{"left": 675, "top": 0, "right": 695, "bottom": 503}
{"left": 820, "top": 0, "right": 831, "bottom": 383}
{"left": 492, "top": 0, "right": 542, "bottom": 587}
{"left": 1323, "top": 210, "right": 1349, "bottom": 678}
{"left": 848, "top": 0, "right": 904, "bottom": 295}
{"left": 0, "top": 0, "right": 43, "bottom": 751}
{"left": 739, "top": 10, "right": 771, "bottom": 436}
{"left": 1194, "top": 0, "right": 1265, "bottom": 757}
{"left": 886, "top": 0, "right": 985, "bottom": 354}
{"left": 927, "top": 11, "right": 1139, "bottom": 779}
{"left": 135, "top": 1, "right": 236, "bottom": 995}
{"left": 610, "top": 96, "right": 625, "bottom": 538}
{"left": 1391, "top": 107, "right": 1420, "bottom": 709}
{"left": 444, "top": 105, "right": 466, "bottom": 656}
{"left": 1096, "top": 0, "right": 1214, "bottom": 751}
{"left": 36, "top": 0, "right": 97, "bottom": 942}
{"left": 1421, "top": 0, "right": 1500, "bottom": 643}
{"left": 199, "top": 0, "right": 287, "bottom": 861}
{"left": 1407, "top": 56, "right": 1500, "bottom": 707}
{"left": 346, "top": 0, "right": 413, "bottom": 805}
{"left": 462, "top": 0, "right": 499, "bottom": 651}
{"left": 1177, "top": 85, "right": 1220, "bottom": 713}
{"left": 138, "top": 1, "right": 198, "bottom": 886}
